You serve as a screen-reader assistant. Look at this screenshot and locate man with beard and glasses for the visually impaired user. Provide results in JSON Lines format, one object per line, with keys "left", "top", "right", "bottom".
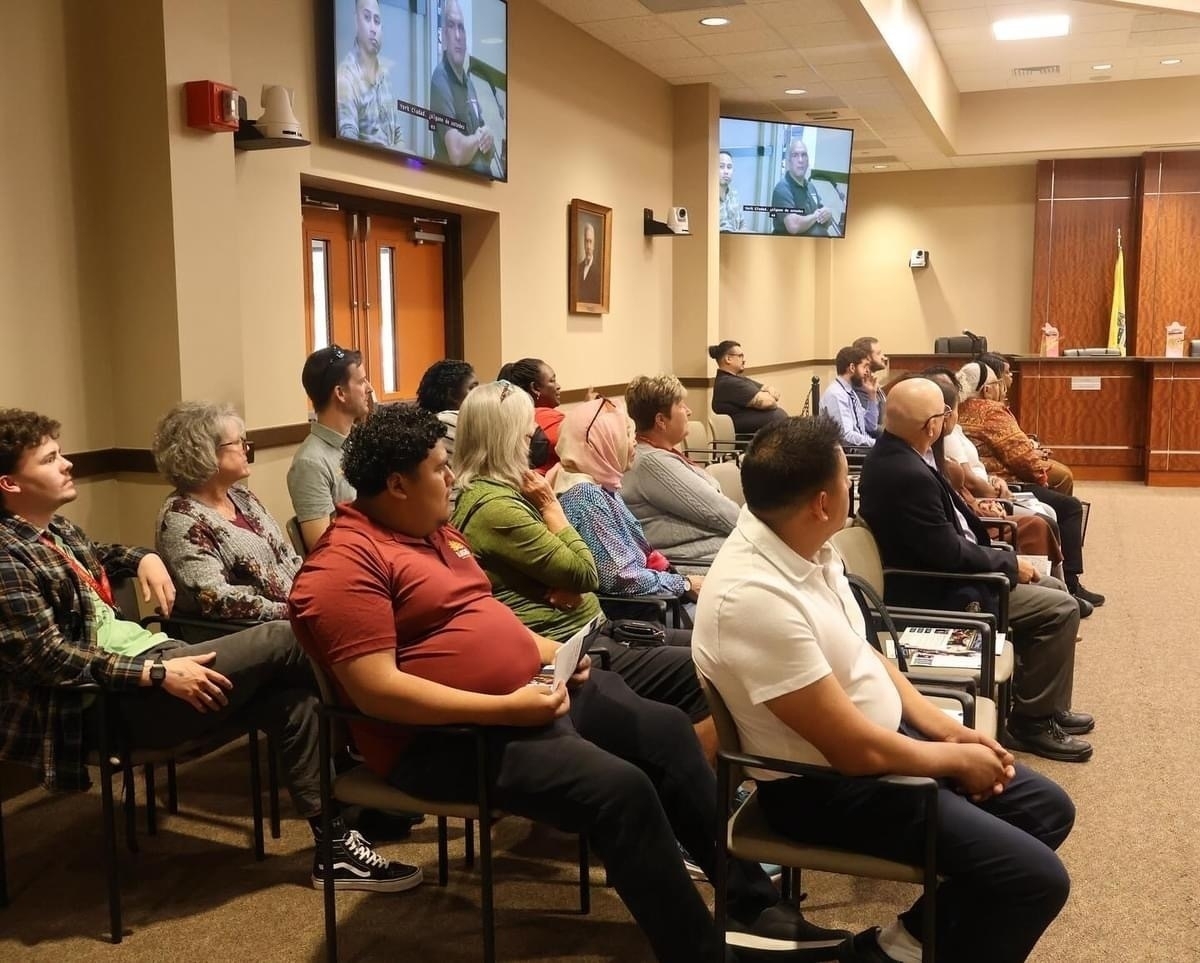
{"left": 819, "top": 346, "right": 878, "bottom": 447}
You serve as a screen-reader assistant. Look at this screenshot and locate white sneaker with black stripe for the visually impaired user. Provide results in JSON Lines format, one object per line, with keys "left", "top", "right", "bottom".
{"left": 312, "top": 820, "right": 423, "bottom": 893}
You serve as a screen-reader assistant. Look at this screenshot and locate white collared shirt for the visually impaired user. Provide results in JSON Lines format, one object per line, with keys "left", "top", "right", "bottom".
{"left": 692, "top": 506, "right": 901, "bottom": 778}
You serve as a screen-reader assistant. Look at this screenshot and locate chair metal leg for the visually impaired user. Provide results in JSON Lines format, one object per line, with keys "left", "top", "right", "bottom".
{"left": 318, "top": 711, "right": 338, "bottom": 963}
{"left": 266, "top": 732, "right": 281, "bottom": 839}
{"left": 0, "top": 794, "right": 8, "bottom": 908}
{"left": 437, "top": 817, "right": 449, "bottom": 886}
{"left": 144, "top": 765, "right": 157, "bottom": 836}
{"left": 248, "top": 729, "right": 265, "bottom": 861}
{"left": 166, "top": 760, "right": 179, "bottom": 814}
{"left": 714, "top": 757, "right": 731, "bottom": 956}
{"left": 476, "top": 738, "right": 495, "bottom": 963}
{"left": 97, "top": 704, "right": 124, "bottom": 943}
{"left": 577, "top": 833, "right": 590, "bottom": 914}
{"left": 465, "top": 818, "right": 475, "bottom": 868}
{"left": 122, "top": 763, "right": 138, "bottom": 855}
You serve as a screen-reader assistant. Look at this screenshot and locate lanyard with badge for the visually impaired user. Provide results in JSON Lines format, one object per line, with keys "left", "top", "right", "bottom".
{"left": 39, "top": 534, "right": 115, "bottom": 607}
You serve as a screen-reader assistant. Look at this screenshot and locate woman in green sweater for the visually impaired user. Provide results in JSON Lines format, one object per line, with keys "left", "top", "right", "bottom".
{"left": 450, "top": 381, "right": 712, "bottom": 756}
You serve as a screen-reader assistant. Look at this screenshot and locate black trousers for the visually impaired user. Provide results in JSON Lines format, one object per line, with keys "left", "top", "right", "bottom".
{"left": 389, "top": 669, "right": 777, "bottom": 963}
{"left": 1025, "top": 484, "right": 1085, "bottom": 578}
{"left": 105, "top": 621, "right": 322, "bottom": 817}
{"left": 757, "top": 754, "right": 1074, "bottom": 963}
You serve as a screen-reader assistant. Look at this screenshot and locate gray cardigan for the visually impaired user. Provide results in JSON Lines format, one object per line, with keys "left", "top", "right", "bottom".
{"left": 621, "top": 442, "right": 739, "bottom": 566}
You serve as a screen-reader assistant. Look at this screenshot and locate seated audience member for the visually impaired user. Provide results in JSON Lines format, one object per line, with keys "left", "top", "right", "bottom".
{"left": 496, "top": 357, "right": 564, "bottom": 473}
{"left": 692, "top": 415, "right": 1074, "bottom": 963}
{"left": 287, "top": 344, "right": 373, "bottom": 552}
{"left": 549, "top": 398, "right": 696, "bottom": 618}
{"left": 709, "top": 340, "right": 788, "bottom": 437}
{"left": 852, "top": 335, "right": 889, "bottom": 428}
{"left": 0, "top": 408, "right": 415, "bottom": 892}
{"left": 819, "top": 346, "right": 878, "bottom": 447}
{"left": 153, "top": 402, "right": 300, "bottom": 621}
{"left": 927, "top": 376, "right": 1066, "bottom": 584}
{"left": 956, "top": 362, "right": 1102, "bottom": 608}
{"left": 288, "top": 403, "right": 846, "bottom": 962}
{"left": 449, "top": 382, "right": 715, "bottom": 756}
{"left": 960, "top": 356, "right": 1075, "bottom": 495}
{"left": 415, "top": 359, "right": 478, "bottom": 457}
{"left": 621, "top": 374, "right": 739, "bottom": 569}
{"left": 858, "top": 378, "right": 1094, "bottom": 762}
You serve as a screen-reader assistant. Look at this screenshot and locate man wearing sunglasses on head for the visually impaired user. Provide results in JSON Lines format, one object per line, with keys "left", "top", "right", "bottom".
{"left": 288, "top": 345, "right": 375, "bottom": 553}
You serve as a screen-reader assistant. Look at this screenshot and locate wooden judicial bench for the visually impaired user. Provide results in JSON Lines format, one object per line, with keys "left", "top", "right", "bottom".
{"left": 888, "top": 354, "right": 1200, "bottom": 487}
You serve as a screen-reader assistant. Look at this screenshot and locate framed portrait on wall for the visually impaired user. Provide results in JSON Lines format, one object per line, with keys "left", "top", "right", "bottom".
{"left": 568, "top": 198, "right": 611, "bottom": 314}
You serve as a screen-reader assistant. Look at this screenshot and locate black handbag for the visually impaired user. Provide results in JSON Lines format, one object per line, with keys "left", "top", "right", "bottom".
{"left": 610, "top": 619, "right": 666, "bottom": 647}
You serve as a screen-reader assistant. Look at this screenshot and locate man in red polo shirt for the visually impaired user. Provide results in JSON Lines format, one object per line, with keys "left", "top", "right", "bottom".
{"left": 289, "top": 404, "right": 851, "bottom": 963}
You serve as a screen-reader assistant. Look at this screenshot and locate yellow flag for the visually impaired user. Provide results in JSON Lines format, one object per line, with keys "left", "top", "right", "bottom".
{"left": 1108, "top": 242, "right": 1126, "bottom": 355}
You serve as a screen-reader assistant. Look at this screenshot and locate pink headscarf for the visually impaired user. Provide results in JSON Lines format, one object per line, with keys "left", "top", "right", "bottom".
{"left": 548, "top": 399, "right": 629, "bottom": 493}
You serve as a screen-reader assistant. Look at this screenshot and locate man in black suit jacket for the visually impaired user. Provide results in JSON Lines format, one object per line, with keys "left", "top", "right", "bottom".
{"left": 858, "top": 377, "right": 1093, "bottom": 763}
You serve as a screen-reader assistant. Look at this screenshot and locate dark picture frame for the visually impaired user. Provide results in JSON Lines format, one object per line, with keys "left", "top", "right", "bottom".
{"left": 568, "top": 198, "right": 612, "bottom": 314}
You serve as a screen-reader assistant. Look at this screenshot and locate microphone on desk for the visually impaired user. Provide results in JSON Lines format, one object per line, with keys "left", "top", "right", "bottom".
{"left": 963, "top": 329, "right": 984, "bottom": 358}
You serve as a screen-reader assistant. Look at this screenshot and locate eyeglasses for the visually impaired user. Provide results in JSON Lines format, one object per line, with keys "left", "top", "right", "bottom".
{"left": 218, "top": 438, "right": 254, "bottom": 455}
{"left": 585, "top": 398, "right": 617, "bottom": 448}
{"left": 922, "top": 406, "right": 952, "bottom": 430}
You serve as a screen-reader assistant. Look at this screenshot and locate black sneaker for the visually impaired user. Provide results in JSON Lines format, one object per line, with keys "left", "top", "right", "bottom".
{"left": 837, "top": 928, "right": 896, "bottom": 962}
{"left": 312, "top": 821, "right": 423, "bottom": 893}
{"left": 1073, "top": 584, "right": 1105, "bottom": 607}
{"left": 727, "top": 903, "right": 851, "bottom": 957}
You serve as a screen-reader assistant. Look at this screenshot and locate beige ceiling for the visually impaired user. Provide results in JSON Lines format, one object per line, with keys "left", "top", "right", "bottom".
{"left": 533, "top": 0, "right": 1200, "bottom": 171}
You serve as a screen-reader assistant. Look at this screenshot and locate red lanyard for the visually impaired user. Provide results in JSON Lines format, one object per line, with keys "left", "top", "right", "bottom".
{"left": 40, "top": 534, "right": 115, "bottom": 608}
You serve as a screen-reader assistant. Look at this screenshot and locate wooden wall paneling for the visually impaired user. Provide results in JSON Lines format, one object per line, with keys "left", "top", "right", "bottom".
{"left": 1023, "top": 364, "right": 1144, "bottom": 467}
{"left": 1030, "top": 200, "right": 1053, "bottom": 351}
{"left": 1016, "top": 360, "right": 1041, "bottom": 437}
{"left": 1135, "top": 192, "right": 1161, "bottom": 357}
{"left": 1145, "top": 361, "right": 1173, "bottom": 472}
{"left": 1045, "top": 198, "right": 1136, "bottom": 351}
{"left": 1136, "top": 194, "right": 1200, "bottom": 355}
{"left": 1041, "top": 157, "right": 1139, "bottom": 199}
{"left": 1158, "top": 151, "right": 1200, "bottom": 194}
{"left": 1162, "top": 370, "right": 1200, "bottom": 470}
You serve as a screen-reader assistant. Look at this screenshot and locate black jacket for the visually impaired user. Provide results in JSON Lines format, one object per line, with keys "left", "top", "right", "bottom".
{"left": 858, "top": 431, "right": 1017, "bottom": 614}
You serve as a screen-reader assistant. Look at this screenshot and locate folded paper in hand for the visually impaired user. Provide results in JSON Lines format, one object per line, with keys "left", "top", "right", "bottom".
{"left": 533, "top": 615, "right": 601, "bottom": 690}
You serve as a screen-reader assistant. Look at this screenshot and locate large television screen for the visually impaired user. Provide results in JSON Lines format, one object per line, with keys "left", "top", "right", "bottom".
{"left": 332, "top": 0, "right": 507, "bottom": 181}
{"left": 718, "top": 117, "right": 854, "bottom": 237}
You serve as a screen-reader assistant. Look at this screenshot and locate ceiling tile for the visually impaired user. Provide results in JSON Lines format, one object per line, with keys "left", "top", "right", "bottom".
{"left": 615, "top": 35, "right": 707, "bottom": 63}
{"left": 923, "top": 8, "right": 992, "bottom": 31}
{"left": 801, "top": 42, "right": 888, "bottom": 65}
{"left": 777, "top": 20, "right": 863, "bottom": 48}
{"left": 713, "top": 48, "right": 815, "bottom": 73}
{"left": 536, "top": 0, "right": 651, "bottom": 23}
{"left": 582, "top": 16, "right": 681, "bottom": 45}
{"left": 657, "top": 6, "right": 769, "bottom": 35}
{"left": 689, "top": 27, "right": 791, "bottom": 55}
{"left": 751, "top": 0, "right": 846, "bottom": 28}
{"left": 816, "top": 60, "right": 891, "bottom": 82}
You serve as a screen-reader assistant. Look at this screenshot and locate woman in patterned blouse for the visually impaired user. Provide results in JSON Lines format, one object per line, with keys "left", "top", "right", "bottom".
{"left": 152, "top": 402, "right": 301, "bottom": 622}
{"left": 549, "top": 398, "right": 696, "bottom": 621}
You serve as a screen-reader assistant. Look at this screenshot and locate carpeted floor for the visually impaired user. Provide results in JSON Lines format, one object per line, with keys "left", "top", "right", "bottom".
{"left": 2, "top": 481, "right": 1196, "bottom": 962}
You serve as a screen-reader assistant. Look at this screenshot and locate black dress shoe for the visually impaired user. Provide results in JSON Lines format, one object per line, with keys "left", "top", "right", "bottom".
{"left": 1073, "top": 584, "right": 1105, "bottom": 606}
{"left": 1075, "top": 595, "right": 1094, "bottom": 619}
{"left": 1054, "top": 709, "right": 1095, "bottom": 735}
{"left": 1004, "top": 717, "right": 1093, "bottom": 762}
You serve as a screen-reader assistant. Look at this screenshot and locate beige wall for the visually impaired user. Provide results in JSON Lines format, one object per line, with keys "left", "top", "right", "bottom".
{"left": 828, "top": 165, "right": 1035, "bottom": 354}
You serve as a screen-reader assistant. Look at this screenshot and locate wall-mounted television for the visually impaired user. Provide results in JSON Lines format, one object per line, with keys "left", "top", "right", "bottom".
{"left": 331, "top": 0, "right": 508, "bottom": 181}
{"left": 718, "top": 116, "right": 854, "bottom": 237}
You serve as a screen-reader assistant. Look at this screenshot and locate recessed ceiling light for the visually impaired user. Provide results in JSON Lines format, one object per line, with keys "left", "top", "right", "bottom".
{"left": 1092, "top": 63, "right": 1111, "bottom": 70}
{"left": 784, "top": 88, "right": 807, "bottom": 95}
{"left": 1161, "top": 57, "right": 1182, "bottom": 65}
{"left": 873, "top": 164, "right": 888, "bottom": 169}
{"left": 699, "top": 17, "right": 730, "bottom": 27}
{"left": 991, "top": 14, "right": 1070, "bottom": 42}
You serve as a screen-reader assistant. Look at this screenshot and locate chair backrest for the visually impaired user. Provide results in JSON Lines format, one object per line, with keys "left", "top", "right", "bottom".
{"left": 829, "top": 522, "right": 884, "bottom": 596}
{"left": 685, "top": 419, "right": 711, "bottom": 452}
{"left": 709, "top": 412, "right": 737, "bottom": 445}
{"left": 696, "top": 670, "right": 744, "bottom": 754}
{"left": 705, "top": 460, "right": 744, "bottom": 506}
{"left": 286, "top": 516, "right": 308, "bottom": 558}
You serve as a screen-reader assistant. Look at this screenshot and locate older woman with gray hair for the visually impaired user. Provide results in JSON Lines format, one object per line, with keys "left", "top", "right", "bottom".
{"left": 621, "top": 374, "right": 738, "bottom": 570}
{"left": 152, "top": 401, "right": 301, "bottom": 621}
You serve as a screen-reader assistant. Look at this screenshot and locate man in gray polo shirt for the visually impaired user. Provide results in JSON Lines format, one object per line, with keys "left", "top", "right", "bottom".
{"left": 287, "top": 345, "right": 373, "bottom": 553}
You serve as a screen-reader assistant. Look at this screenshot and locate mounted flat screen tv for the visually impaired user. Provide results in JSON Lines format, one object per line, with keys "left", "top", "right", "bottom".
{"left": 718, "top": 116, "right": 854, "bottom": 237}
{"left": 331, "top": 0, "right": 507, "bottom": 181}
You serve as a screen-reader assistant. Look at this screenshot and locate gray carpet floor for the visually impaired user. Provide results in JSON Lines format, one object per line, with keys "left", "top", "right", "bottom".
{"left": 1, "top": 481, "right": 1193, "bottom": 961}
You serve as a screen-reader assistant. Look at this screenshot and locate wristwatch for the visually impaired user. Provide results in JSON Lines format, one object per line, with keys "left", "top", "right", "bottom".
{"left": 149, "top": 657, "right": 166, "bottom": 687}
{"left": 682, "top": 575, "right": 694, "bottom": 593}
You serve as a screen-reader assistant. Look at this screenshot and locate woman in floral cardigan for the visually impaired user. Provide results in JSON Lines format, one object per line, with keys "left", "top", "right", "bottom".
{"left": 152, "top": 402, "right": 300, "bottom": 621}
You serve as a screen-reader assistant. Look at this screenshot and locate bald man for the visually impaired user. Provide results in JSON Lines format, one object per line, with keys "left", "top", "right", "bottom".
{"left": 857, "top": 378, "right": 1093, "bottom": 763}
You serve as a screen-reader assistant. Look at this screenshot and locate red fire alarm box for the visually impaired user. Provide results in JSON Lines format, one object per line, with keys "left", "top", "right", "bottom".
{"left": 184, "top": 81, "right": 240, "bottom": 132}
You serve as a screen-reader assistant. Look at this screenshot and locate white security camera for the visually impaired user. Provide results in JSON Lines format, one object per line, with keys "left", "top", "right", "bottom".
{"left": 909, "top": 249, "right": 928, "bottom": 269}
{"left": 668, "top": 206, "right": 690, "bottom": 234}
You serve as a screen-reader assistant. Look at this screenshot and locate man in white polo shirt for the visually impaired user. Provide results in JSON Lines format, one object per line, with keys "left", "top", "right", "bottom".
{"left": 692, "top": 415, "right": 1075, "bottom": 963}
